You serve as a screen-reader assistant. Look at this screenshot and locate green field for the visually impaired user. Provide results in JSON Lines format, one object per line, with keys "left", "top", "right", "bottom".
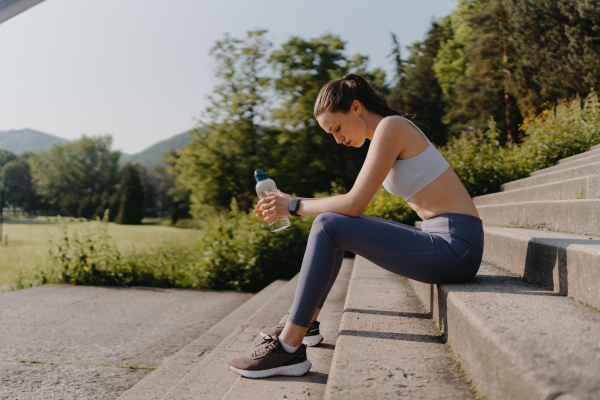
{"left": 0, "top": 218, "right": 202, "bottom": 286}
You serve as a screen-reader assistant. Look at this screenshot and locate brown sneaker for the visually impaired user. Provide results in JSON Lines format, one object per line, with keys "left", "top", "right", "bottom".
{"left": 229, "top": 335, "right": 312, "bottom": 378}
{"left": 260, "top": 320, "right": 323, "bottom": 347}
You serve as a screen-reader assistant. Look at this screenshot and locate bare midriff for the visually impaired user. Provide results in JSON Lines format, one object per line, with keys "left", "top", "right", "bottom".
{"left": 406, "top": 167, "right": 480, "bottom": 221}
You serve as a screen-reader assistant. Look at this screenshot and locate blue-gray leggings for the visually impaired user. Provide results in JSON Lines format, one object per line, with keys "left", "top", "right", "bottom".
{"left": 288, "top": 212, "right": 484, "bottom": 328}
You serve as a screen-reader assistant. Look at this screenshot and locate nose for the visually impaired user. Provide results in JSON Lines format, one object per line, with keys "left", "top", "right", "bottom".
{"left": 333, "top": 133, "right": 344, "bottom": 144}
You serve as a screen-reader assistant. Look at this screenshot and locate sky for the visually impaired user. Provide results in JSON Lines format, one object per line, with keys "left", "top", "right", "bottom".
{"left": 0, "top": 0, "right": 456, "bottom": 155}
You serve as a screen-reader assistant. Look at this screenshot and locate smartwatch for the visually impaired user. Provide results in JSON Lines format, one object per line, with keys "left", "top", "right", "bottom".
{"left": 288, "top": 199, "right": 302, "bottom": 217}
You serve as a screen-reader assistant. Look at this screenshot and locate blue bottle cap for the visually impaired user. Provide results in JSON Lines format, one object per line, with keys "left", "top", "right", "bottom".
{"left": 254, "top": 168, "right": 269, "bottom": 182}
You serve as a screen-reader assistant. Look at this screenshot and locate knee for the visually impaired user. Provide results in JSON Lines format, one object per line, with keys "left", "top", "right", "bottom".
{"left": 312, "top": 212, "right": 343, "bottom": 231}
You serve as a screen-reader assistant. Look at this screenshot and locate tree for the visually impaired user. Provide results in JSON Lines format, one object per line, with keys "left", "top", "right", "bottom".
{"left": 172, "top": 30, "right": 274, "bottom": 215}
{"left": 445, "top": 0, "right": 522, "bottom": 141}
{"left": 388, "top": 24, "right": 450, "bottom": 146}
{"left": 504, "top": 0, "right": 600, "bottom": 115}
{"left": 1, "top": 154, "right": 40, "bottom": 214}
{"left": 29, "top": 135, "right": 121, "bottom": 216}
{"left": 0, "top": 150, "right": 17, "bottom": 170}
{"left": 115, "top": 163, "right": 144, "bottom": 225}
{"left": 269, "top": 34, "right": 386, "bottom": 197}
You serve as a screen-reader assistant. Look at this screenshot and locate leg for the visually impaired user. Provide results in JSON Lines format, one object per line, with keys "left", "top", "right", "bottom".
{"left": 283, "top": 212, "right": 473, "bottom": 344}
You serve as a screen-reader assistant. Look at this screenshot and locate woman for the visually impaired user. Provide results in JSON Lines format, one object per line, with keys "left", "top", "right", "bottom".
{"left": 229, "top": 73, "right": 484, "bottom": 379}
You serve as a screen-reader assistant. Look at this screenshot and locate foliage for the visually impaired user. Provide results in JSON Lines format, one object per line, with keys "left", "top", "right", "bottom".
{"left": 440, "top": 92, "right": 600, "bottom": 197}
{"left": 172, "top": 30, "right": 274, "bottom": 215}
{"left": 115, "top": 163, "right": 144, "bottom": 225}
{"left": 363, "top": 187, "right": 419, "bottom": 225}
{"left": 388, "top": 23, "right": 449, "bottom": 146}
{"left": 504, "top": 0, "right": 600, "bottom": 115}
{"left": 29, "top": 135, "right": 121, "bottom": 216}
{"left": 1, "top": 154, "right": 40, "bottom": 213}
{"left": 269, "top": 33, "right": 385, "bottom": 198}
{"left": 0, "top": 149, "right": 17, "bottom": 170}
{"left": 24, "top": 201, "right": 313, "bottom": 292}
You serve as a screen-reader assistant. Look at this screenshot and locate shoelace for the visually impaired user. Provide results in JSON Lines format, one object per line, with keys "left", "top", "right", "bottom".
{"left": 251, "top": 336, "right": 279, "bottom": 358}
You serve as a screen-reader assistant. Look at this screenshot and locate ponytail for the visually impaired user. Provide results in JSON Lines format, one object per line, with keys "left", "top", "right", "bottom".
{"left": 314, "top": 73, "right": 415, "bottom": 120}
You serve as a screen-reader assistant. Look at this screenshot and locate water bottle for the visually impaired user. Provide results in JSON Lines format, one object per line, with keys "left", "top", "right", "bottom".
{"left": 254, "top": 168, "right": 291, "bottom": 233}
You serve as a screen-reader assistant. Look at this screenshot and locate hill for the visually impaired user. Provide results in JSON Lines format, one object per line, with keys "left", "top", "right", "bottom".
{"left": 120, "top": 131, "right": 193, "bottom": 166}
{"left": 0, "top": 128, "right": 69, "bottom": 154}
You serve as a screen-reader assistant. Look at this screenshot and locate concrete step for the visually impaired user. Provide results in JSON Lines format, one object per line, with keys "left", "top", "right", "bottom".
{"left": 410, "top": 261, "right": 600, "bottom": 400}
{"left": 161, "top": 273, "right": 301, "bottom": 400}
{"left": 529, "top": 153, "right": 600, "bottom": 177}
{"left": 499, "top": 161, "right": 600, "bottom": 192}
{"left": 556, "top": 143, "right": 600, "bottom": 165}
{"left": 473, "top": 173, "right": 600, "bottom": 206}
{"left": 481, "top": 225, "right": 600, "bottom": 310}
{"left": 324, "top": 256, "right": 476, "bottom": 400}
{"left": 476, "top": 198, "right": 600, "bottom": 236}
{"left": 222, "top": 258, "right": 354, "bottom": 400}
{"left": 117, "top": 279, "right": 287, "bottom": 400}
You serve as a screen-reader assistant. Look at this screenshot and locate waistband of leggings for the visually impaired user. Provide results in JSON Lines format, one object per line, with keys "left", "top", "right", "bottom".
{"left": 422, "top": 212, "right": 482, "bottom": 225}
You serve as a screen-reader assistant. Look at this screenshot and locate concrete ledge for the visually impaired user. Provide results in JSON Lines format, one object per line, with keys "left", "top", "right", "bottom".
{"left": 556, "top": 144, "right": 600, "bottom": 165}
{"left": 529, "top": 153, "right": 600, "bottom": 177}
{"left": 222, "top": 258, "right": 354, "bottom": 400}
{"left": 325, "top": 256, "right": 476, "bottom": 400}
{"left": 473, "top": 173, "right": 600, "bottom": 206}
{"left": 481, "top": 225, "right": 600, "bottom": 310}
{"left": 117, "top": 279, "right": 287, "bottom": 400}
{"left": 500, "top": 161, "right": 600, "bottom": 192}
{"left": 411, "top": 262, "right": 600, "bottom": 400}
{"left": 162, "top": 275, "right": 301, "bottom": 400}
{"left": 476, "top": 199, "right": 600, "bottom": 236}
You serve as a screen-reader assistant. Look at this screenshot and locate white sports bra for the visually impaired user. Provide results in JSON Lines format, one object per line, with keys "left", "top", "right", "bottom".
{"left": 382, "top": 116, "right": 451, "bottom": 201}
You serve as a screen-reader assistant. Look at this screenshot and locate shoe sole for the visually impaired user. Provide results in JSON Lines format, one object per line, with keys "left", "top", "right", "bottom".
{"left": 230, "top": 360, "right": 312, "bottom": 379}
{"left": 259, "top": 332, "right": 324, "bottom": 347}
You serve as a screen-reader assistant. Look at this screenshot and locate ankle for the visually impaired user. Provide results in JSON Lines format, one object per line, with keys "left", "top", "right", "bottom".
{"left": 277, "top": 336, "right": 300, "bottom": 354}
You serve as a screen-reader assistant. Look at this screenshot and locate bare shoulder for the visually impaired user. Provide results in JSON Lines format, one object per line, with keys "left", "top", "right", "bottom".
{"left": 374, "top": 116, "right": 427, "bottom": 158}
{"left": 375, "top": 116, "right": 421, "bottom": 139}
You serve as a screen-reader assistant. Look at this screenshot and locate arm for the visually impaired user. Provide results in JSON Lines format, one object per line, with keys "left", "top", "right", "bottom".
{"left": 255, "top": 117, "right": 409, "bottom": 222}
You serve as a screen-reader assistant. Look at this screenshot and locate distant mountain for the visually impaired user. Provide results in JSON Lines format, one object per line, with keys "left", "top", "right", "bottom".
{"left": 120, "top": 131, "right": 193, "bottom": 166}
{"left": 0, "top": 128, "right": 69, "bottom": 154}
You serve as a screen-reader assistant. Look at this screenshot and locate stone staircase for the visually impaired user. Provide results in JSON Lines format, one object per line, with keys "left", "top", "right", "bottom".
{"left": 117, "top": 144, "right": 600, "bottom": 400}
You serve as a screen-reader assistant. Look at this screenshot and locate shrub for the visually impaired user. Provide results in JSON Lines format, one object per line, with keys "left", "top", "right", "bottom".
{"left": 440, "top": 92, "right": 600, "bottom": 197}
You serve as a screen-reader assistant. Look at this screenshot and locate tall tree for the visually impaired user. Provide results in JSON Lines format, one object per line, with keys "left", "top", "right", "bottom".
{"left": 173, "top": 30, "right": 273, "bottom": 215}
{"left": 388, "top": 23, "right": 450, "bottom": 146}
{"left": 504, "top": 0, "right": 600, "bottom": 115}
{"left": 445, "top": 0, "right": 521, "bottom": 141}
{"left": 115, "top": 163, "right": 144, "bottom": 225}
{"left": 269, "top": 34, "right": 386, "bottom": 196}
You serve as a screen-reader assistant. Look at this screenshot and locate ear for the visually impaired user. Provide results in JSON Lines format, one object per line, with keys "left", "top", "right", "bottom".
{"left": 351, "top": 99, "right": 362, "bottom": 115}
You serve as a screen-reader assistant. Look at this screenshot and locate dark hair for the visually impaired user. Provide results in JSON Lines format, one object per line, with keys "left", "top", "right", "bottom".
{"left": 313, "top": 73, "right": 415, "bottom": 120}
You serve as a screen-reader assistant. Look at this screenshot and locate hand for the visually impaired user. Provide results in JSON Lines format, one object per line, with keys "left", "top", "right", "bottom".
{"left": 254, "top": 189, "right": 295, "bottom": 223}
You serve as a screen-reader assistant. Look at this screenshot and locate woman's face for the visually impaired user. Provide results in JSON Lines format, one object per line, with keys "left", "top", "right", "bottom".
{"left": 316, "top": 100, "right": 368, "bottom": 148}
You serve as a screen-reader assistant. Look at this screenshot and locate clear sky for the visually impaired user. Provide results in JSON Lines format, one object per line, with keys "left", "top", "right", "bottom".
{"left": 0, "top": 0, "right": 455, "bottom": 155}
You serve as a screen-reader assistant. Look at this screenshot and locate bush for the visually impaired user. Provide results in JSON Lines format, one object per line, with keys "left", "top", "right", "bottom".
{"left": 115, "top": 186, "right": 144, "bottom": 225}
{"left": 9, "top": 200, "right": 314, "bottom": 293}
{"left": 440, "top": 92, "right": 600, "bottom": 197}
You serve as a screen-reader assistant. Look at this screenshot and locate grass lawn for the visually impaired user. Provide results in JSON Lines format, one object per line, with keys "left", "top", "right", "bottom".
{"left": 0, "top": 217, "right": 202, "bottom": 286}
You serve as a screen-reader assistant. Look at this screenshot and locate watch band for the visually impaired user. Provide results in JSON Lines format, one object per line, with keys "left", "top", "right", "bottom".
{"left": 288, "top": 199, "right": 301, "bottom": 217}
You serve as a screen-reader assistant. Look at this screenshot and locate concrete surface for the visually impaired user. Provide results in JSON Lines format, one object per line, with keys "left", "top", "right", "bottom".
{"left": 222, "top": 258, "right": 354, "bottom": 400}
{"left": 325, "top": 256, "right": 476, "bottom": 400}
{"left": 473, "top": 173, "right": 600, "bottom": 206}
{"left": 411, "top": 262, "right": 600, "bottom": 400}
{"left": 0, "top": 283, "right": 252, "bottom": 399}
{"left": 163, "top": 274, "right": 301, "bottom": 400}
{"left": 118, "top": 279, "right": 287, "bottom": 400}
{"left": 555, "top": 144, "right": 600, "bottom": 165}
{"left": 529, "top": 153, "right": 600, "bottom": 177}
{"left": 500, "top": 161, "right": 600, "bottom": 192}
{"left": 482, "top": 225, "right": 600, "bottom": 310}
{"left": 477, "top": 199, "right": 600, "bottom": 236}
